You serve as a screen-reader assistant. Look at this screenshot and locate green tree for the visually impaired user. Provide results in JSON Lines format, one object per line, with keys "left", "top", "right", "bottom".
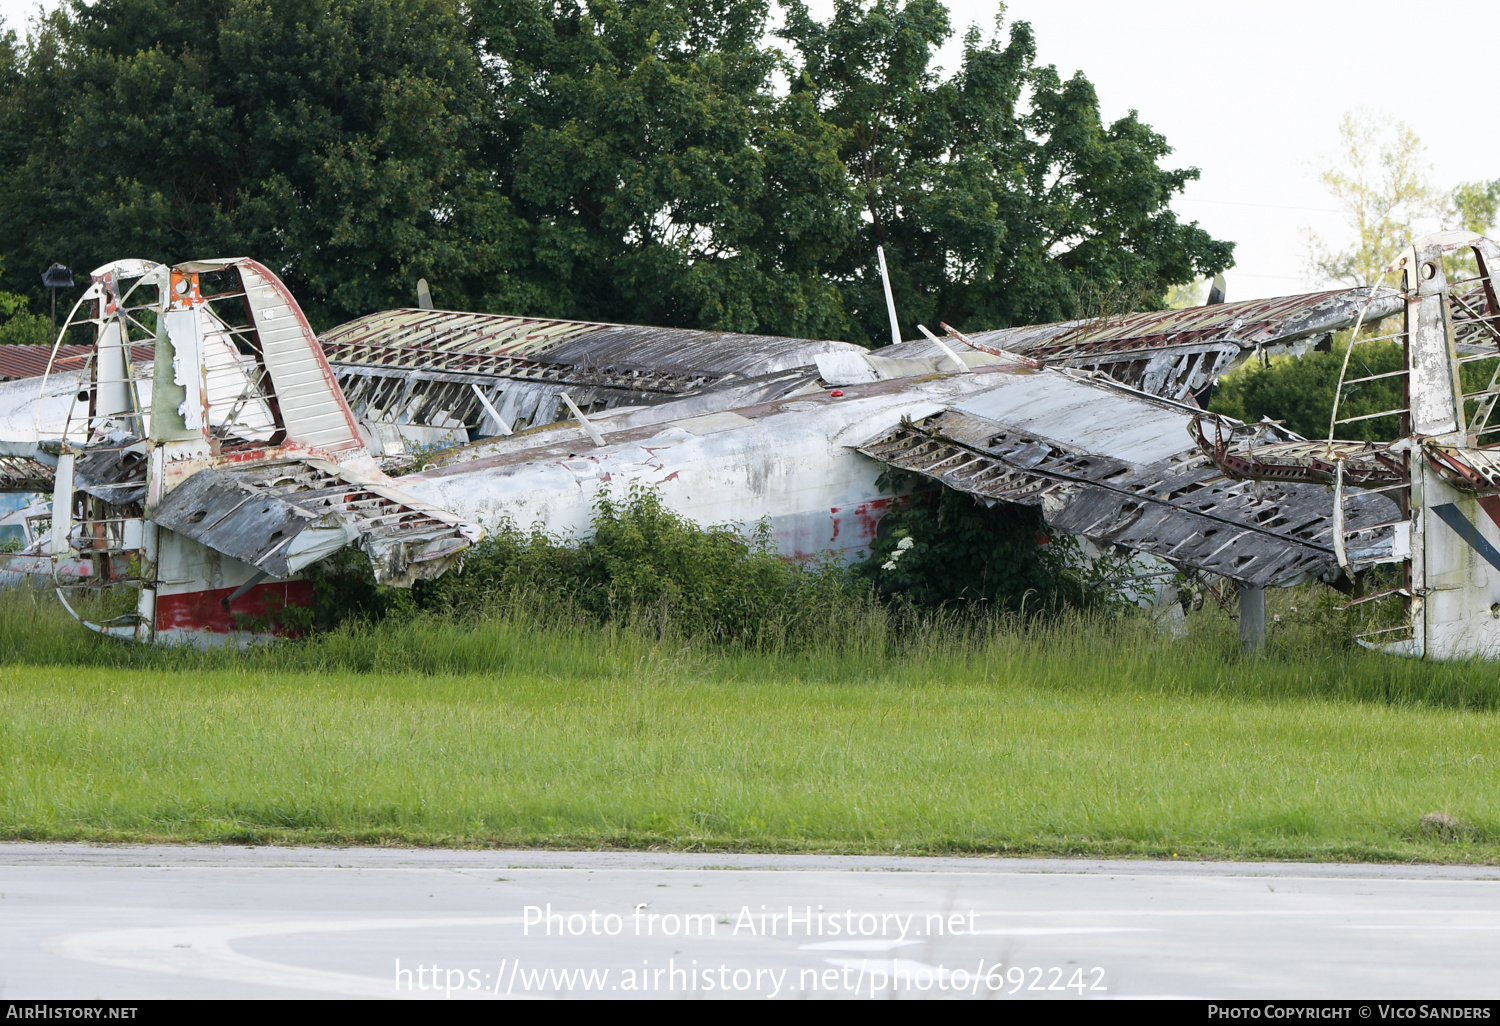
{"left": 855, "top": 477, "right": 1097, "bottom": 612}
{"left": 0, "top": 0, "right": 1231, "bottom": 341}
{"left": 1303, "top": 111, "right": 1444, "bottom": 287}
{"left": 778, "top": 0, "right": 1234, "bottom": 344}
{"left": 1451, "top": 178, "right": 1500, "bottom": 236}
{"left": 0, "top": 0, "right": 496, "bottom": 329}
{"left": 0, "top": 255, "right": 50, "bottom": 345}
{"left": 1241, "top": 114, "right": 1497, "bottom": 444}
{"left": 467, "top": 0, "right": 860, "bottom": 337}
{"left": 0, "top": 293, "right": 50, "bottom": 346}
{"left": 1304, "top": 110, "right": 1497, "bottom": 287}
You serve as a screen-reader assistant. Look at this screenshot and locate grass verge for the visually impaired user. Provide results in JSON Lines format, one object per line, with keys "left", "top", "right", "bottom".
{"left": 4, "top": 589, "right": 1500, "bottom": 861}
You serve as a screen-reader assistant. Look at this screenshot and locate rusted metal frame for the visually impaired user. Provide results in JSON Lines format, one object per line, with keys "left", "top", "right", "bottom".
{"left": 324, "top": 312, "right": 595, "bottom": 356}
{"left": 1336, "top": 408, "right": 1409, "bottom": 425}
{"left": 865, "top": 421, "right": 1339, "bottom": 555}
{"left": 0, "top": 455, "right": 55, "bottom": 490}
{"left": 1456, "top": 289, "right": 1500, "bottom": 441}
{"left": 1034, "top": 292, "right": 1329, "bottom": 348}
{"left": 1208, "top": 448, "right": 1403, "bottom": 486}
{"left": 1190, "top": 417, "right": 1406, "bottom": 487}
{"left": 1425, "top": 447, "right": 1500, "bottom": 492}
{"left": 391, "top": 376, "right": 420, "bottom": 425}
{"left": 1035, "top": 327, "right": 1240, "bottom": 360}
{"left": 1019, "top": 290, "right": 1388, "bottom": 361}
{"left": 1459, "top": 257, "right": 1500, "bottom": 381}
{"left": 1449, "top": 290, "right": 1500, "bottom": 346}
{"left": 938, "top": 322, "right": 1043, "bottom": 369}
{"left": 342, "top": 373, "right": 409, "bottom": 420}
{"left": 182, "top": 470, "right": 463, "bottom": 545}
{"left": 863, "top": 433, "right": 1053, "bottom": 502}
{"left": 323, "top": 316, "right": 590, "bottom": 358}
{"left": 908, "top": 411, "right": 1135, "bottom": 483}
{"left": 333, "top": 328, "right": 651, "bottom": 376}
{"left": 327, "top": 343, "right": 726, "bottom": 394}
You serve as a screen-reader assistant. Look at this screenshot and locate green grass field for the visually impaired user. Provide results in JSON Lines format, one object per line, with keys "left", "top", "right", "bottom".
{"left": 4, "top": 587, "right": 1500, "bottom": 861}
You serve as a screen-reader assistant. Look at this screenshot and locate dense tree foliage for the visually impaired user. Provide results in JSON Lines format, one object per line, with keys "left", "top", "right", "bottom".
{"left": 0, "top": 259, "right": 49, "bottom": 345}
{"left": 0, "top": 0, "right": 1232, "bottom": 339}
{"left": 467, "top": 0, "right": 858, "bottom": 336}
{"left": 0, "top": 0, "right": 492, "bottom": 328}
{"left": 779, "top": 0, "right": 1232, "bottom": 341}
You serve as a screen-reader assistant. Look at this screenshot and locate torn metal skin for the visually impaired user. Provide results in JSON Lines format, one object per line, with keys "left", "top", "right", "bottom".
{"left": 959, "top": 287, "right": 1406, "bottom": 403}
{"left": 859, "top": 407, "right": 1398, "bottom": 588}
{"left": 321, "top": 309, "right": 864, "bottom": 454}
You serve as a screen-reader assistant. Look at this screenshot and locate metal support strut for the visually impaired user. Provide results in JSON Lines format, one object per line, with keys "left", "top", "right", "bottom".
{"left": 1240, "top": 584, "right": 1266, "bottom": 655}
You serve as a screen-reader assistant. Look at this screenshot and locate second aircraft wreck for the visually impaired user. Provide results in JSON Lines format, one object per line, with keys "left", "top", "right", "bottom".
{"left": 1, "top": 232, "right": 1497, "bottom": 659}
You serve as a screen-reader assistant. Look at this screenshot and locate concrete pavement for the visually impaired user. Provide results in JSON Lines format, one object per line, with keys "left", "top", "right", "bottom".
{"left": 1, "top": 845, "right": 1498, "bottom": 999}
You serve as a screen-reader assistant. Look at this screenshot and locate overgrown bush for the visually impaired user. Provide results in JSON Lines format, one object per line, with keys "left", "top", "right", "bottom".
{"left": 856, "top": 477, "right": 1112, "bottom": 615}
{"left": 0, "top": 286, "right": 50, "bottom": 347}
{"left": 305, "top": 482, "right": 1109, "bottom": 648}
{"left": 310, "top": 486, "right": 867, "bottom": 648}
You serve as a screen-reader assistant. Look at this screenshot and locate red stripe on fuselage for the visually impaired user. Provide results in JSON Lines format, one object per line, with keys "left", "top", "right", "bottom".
{"left": 154, "top": 580, "right": 313, "bottom": 634}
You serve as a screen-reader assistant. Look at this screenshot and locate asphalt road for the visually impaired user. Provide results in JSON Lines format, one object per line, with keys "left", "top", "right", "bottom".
{"left": 1, "top": 845, "right": 1498, "bottom": 1000}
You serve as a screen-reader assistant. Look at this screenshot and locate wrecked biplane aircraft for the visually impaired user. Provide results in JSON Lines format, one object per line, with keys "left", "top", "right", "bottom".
{"left": 2, "top": 232, "right": 1498, "bottom": 658}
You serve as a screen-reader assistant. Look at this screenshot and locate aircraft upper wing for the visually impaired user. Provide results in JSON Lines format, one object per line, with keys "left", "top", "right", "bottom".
{"left": 317, "top": 285, "right": 1409, "bottom": 458}
{"left": 879, "top": 286, "right": 1406, "bottom": 403}
{"left": 320, "top": 309, "right": 864, "bottom": 445}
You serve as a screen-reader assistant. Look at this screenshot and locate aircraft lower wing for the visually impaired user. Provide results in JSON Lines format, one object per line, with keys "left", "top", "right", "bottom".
{"left": 150, "top": 457, "right": 481, "bottom": 587}
{"left": 0, "top": 440, "right": 56, "bottom": 492}
{"left": 855, "top": 379, "right": 1399, "bottom": 587}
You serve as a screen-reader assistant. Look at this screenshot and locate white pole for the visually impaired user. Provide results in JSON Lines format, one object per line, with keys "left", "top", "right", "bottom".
{"left": 470, "top": 383, "right": 513, "bottom": 436}
{"left": 560, "top": 392, "right": 605, "bottom": 447}
{"left": 916, "top": 324, "right": 969, "bottom": 374}
{"left": 877, "top": 245, "right": 902, "bottom": 348}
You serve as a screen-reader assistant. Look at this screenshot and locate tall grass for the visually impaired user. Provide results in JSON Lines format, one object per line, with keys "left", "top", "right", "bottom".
{"left": 6, "top": 580, "right": 1500, "bottom": 711}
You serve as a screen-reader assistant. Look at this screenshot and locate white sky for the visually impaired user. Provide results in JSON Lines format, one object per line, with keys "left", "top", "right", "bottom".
{"left": 3, "top": 0, "right": 1497, "bottom": 300}
{"left": 917, "top": 0, "right": 1500, "bottom": 298}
